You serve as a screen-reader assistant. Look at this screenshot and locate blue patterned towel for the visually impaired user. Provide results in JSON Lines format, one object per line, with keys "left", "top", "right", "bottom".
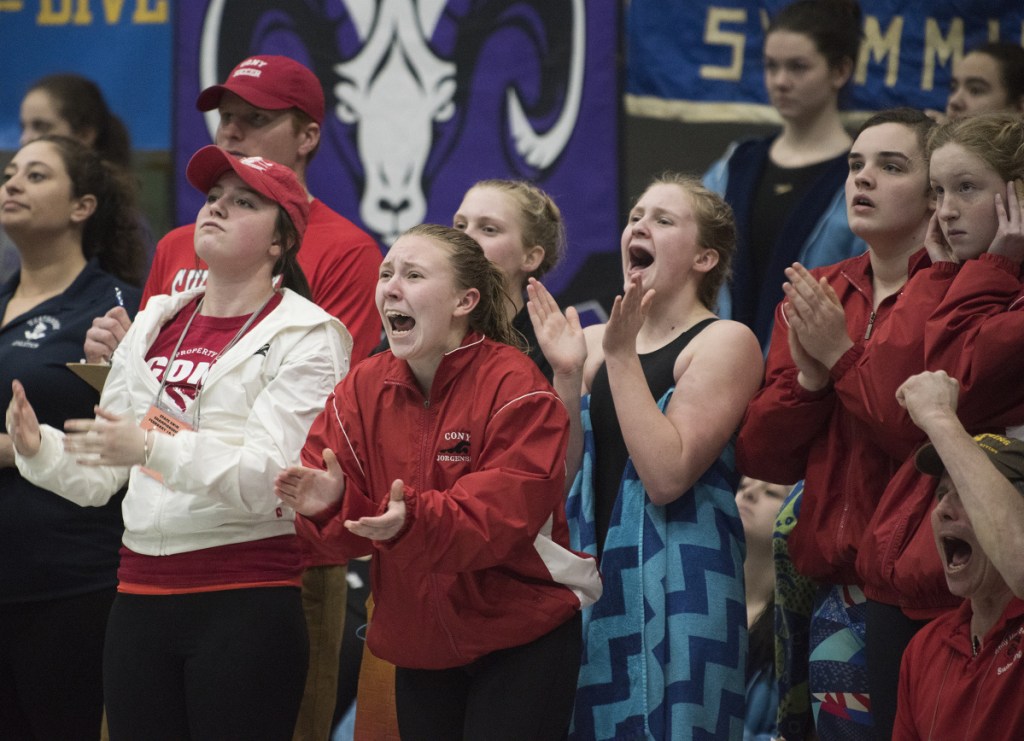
{"left": 568, "top": 390, "right": 748, "bottom": 741}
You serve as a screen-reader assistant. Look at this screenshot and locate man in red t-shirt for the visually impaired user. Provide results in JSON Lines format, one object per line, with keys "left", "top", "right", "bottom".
{"left": 86, "top": 55, "right": 382, "bottom": 363}
{"left": 85, "top": 55, "right": 380, "bottom": 741}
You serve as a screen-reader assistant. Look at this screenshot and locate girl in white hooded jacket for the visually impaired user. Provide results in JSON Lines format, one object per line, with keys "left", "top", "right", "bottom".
{"left": 7, "top": 145, "right": 351, "bottom": 740}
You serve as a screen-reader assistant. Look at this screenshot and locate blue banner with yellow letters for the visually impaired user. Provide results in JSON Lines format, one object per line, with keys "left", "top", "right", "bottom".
{"left": 0, "top": 0, "right": 171, "bottom": 150}
{"left": 627, "top": 0, "right": 1024, "bottom": 122}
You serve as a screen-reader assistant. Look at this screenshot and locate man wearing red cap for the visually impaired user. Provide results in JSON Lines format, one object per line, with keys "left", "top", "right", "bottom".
{"left": 142, "top": 55, "right": 381, "bottom": 363}
{"left": 86, "top": 55, "right": 381, "bottom": 741}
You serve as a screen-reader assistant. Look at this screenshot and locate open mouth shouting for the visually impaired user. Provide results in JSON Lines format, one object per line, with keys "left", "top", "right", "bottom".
{"left": 385, "top": 310, "right": 416, "bottom": 336}
{"left": 627, "top": 245, "right": 654, "bottom": 274}
{"left": 942, "top": 535, "right": 973, "bottom": 574}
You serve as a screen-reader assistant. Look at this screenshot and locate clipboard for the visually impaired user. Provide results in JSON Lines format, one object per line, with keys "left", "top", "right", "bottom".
{"left": 67, "top": 362, "right": 111, "bottom": 393}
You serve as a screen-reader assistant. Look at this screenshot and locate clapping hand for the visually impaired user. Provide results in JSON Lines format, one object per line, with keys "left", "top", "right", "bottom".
{"left": 526, "top": 278, "right": 586, "bottom": 378}
{"left": 344, "top": 479, "right": 407, "bottom": 542}
{"left": 6, "top": 380, "right": 41, "bottom": 458}
{"left": 783, "top": 263, "right": 852, "bottom": 374}
{"left": 63, "top": 406, "right": 146, "bottom": 467}
{"left": 275, "top": 449, "right": 346, "bottom": 519}
{"left": 603, "top": 274, "right": 654, "bottom": 361}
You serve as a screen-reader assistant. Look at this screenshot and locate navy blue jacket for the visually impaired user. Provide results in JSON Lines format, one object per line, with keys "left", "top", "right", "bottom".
{"left": 0, "top": 261, "right": 140, "bottom": 603}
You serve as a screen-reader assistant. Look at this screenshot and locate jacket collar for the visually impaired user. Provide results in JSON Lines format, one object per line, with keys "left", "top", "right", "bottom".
{"left": 134, "top": 287, "right": 349, "bottom": 386}
{"left": 944, "top": 596, "right": 1024, "bottom": 658}
{"left": 383, "top": 331, "right": 487, "bottom": 400}
{"left": 840, "top": 247, "right": 931, "bottom": 298}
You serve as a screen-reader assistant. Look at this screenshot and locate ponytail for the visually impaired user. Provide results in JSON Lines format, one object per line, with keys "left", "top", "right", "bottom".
{"left": 274, "top": 209, "right": 312, "bottom": 300}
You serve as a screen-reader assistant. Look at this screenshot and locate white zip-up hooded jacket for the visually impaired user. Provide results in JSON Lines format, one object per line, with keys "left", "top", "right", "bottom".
{"left": 17, "top": 288, "right": 351, "bottom": 556}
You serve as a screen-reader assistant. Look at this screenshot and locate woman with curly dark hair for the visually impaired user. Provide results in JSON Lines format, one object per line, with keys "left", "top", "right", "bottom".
{"left": 0, "top": 134, "right": 143, "bottom": 738}
{"left": 4, "top": 73, "right": 143, "bottom": 284}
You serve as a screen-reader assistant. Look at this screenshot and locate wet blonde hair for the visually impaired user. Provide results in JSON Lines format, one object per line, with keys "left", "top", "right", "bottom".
{"left": 402, "top": 224, "right": 527, "bottom": 351}
{"left": 645, "top": 173, "right": 737, "bottom": 311}
{"left": 927, "top": 112, "right": 1024, "bottom": 183}
{"left": 470, "top": 179, "right": 567, "bottom": 284}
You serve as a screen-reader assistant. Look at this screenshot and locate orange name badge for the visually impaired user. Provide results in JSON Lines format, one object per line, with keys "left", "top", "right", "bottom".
{"left": 139, "top": 404, "right": 194, "bottom": 482}
{"left": 141, "top": 403, "right": 193, "bottom": 437}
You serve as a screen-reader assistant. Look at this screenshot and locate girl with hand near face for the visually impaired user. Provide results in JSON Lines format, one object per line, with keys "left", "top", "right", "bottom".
{"left": 279, "top": 224, "right": 600, "bottom": 741}
{"left": 918, "top": 116, "right": 1024, "bottom": 395}
{"left": 738, "top": 108, "right": 939, "bottom": 740}
{"left": 8, "top": 145, "right": 350, "bottom": 740}
{"left": 529, "top": 174, "right": 763, "bottom": 740}
{"left": 927, "top": 114, "right": 1024, "bottom": 266}
{"left": 0, "top": 135, "right": 142, "bottom": 740}
{"left": 704, "top": 0, "right": 867, "bottom": 349}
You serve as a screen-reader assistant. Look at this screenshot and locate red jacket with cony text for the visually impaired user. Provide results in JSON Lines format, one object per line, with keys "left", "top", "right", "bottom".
{"left": 296, "top": 333, "right": 602, "bottom": 669}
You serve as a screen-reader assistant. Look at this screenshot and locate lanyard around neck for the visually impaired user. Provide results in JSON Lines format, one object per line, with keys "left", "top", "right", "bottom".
{"left": 155, "top": 292, "right": 275, "bottom": 421}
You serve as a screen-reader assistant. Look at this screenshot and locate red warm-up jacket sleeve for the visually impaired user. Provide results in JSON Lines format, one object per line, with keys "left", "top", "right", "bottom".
{"left": 736, "top": 300, "right": 835, "bottom": 484}
{"left": 924, "top": 253, "right": 1024, "bottom": 427}
{"left": 294, "top": 389, "right": 379, "bottom": 562}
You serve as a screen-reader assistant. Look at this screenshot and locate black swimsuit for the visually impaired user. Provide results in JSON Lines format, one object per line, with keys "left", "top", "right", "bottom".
{"left": 587, "top": 317, "right": 717, "bottom": 554}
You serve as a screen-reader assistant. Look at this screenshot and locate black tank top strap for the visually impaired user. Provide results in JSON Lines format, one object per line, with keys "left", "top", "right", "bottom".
{"left": 638, "top": 317, "right": 718, "bottom": 400}
{"left": 588, "top": 316, "right": 718, "bottom": 554}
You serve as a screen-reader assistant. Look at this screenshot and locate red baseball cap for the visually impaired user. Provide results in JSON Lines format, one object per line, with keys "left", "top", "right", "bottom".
{"left": 186, "top": 145, "right": 310, "bottom": 242}
{"left": 196, "top": 55, "right": 325, "bottom": 124}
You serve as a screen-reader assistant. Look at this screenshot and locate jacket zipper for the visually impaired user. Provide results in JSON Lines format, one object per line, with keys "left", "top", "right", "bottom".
{"left": 416, "top": 392, "right": 463, "bottom": 661}
{"left": 864, "top": 310, "right": 877, "bottom": 340}
{"left": 834, "top": 268, "right": 891, "bottom": 555}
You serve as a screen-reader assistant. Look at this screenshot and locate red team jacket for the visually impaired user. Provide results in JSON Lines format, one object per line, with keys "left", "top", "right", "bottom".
{"left": 296, "top": 334, "right": 602, "bottom": 669}
{"left": 859, "top": 254, "right": 1024, "bottom": 618}
{"left": 737, "top": 249, "right": 930, "bottom": 586}
{"left": 894, "top": 597, "right": 1024, "bottom": 740}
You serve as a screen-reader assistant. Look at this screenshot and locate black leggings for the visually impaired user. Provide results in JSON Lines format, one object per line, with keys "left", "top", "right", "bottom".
{"left": 103, "top": 587, "right": 307, "bottom": 741}
{"left": 865, "top": 599, "right": 931, "bottom": 741}
{"left": 0, "top": 588, "right": 115, "bottom": 740}
{"left": 395, "top": 612, "right": 582, "bottom": 741}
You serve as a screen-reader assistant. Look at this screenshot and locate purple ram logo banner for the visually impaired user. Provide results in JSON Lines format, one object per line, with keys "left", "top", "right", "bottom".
{"left": 174, "top": 0, "right": 620, "bottom": 300}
